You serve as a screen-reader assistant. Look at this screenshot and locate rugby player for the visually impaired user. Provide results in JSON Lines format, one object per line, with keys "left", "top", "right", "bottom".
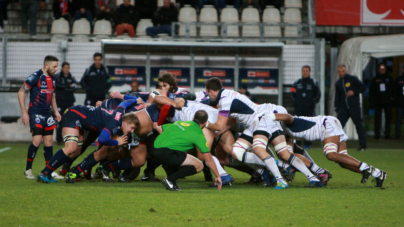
{"left": 37, "top": 98, "right": 141, "bottom": 183}
{"left": 18, "top": 55, "right": 63, "bottom": 180}
{"left": 275, "top": 113, "right": 387, "bottom": 187}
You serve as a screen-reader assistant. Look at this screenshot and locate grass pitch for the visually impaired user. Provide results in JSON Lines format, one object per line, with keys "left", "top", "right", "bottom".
{"left": 0, "top": 140, "right": 403, "bottom": 226}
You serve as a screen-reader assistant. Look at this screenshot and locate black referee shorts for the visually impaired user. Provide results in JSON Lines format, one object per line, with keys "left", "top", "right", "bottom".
{"left": 150, "top": 145, "right": 187, "bottom": 168}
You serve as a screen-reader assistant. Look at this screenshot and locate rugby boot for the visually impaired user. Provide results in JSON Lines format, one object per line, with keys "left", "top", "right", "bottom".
{"left": 373, "top": 171, "right": 387, "bottom": 188}
{"left": 361, "top": 166, "right": 375, "bottom": 184}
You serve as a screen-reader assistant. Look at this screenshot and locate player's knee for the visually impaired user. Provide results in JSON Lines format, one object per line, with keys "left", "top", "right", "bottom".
{"left": 274, "top": 141, "right": 288, "bottom": 155}
{"left": 324, "top": 143, "right": 338, "bottom": 159}
{"left": 232, "top": 141, "right": 249, "bottom": 162}
{"left": 252, "top": 138, "right": 267, "bottom": 150}
{"left": 195, "top": 161, "right": 204, "bottom": 172}
{"left": 63, "top": 134, "right": 79, "bottom": 154}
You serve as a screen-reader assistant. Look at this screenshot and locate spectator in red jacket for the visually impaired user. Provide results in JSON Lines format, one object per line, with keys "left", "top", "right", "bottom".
{"left": 114, "top": 0, "right": 138, "bottom": 37}
{"left": 53, "top": 0, "right": 71, "bottom": 22}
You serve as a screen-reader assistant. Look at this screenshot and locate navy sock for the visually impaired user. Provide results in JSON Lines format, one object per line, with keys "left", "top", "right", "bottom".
{"left": 26, "top": 143, "right": 39, "bottom": 170}
{"left": 72, "top": 153, "right": 98, "bottom": 175}
{"left": 41, "top": 149, "right": 68, "bottom": 176}
{"left": 103, "top": 158, "right": 133, "bottom": 172}
{"left": 43, "top": 146, "right": 53, "bottom": 165}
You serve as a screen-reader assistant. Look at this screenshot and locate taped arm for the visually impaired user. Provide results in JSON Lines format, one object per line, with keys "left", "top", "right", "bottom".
{"left": 98, "top": 128, "right": 118, "bottom": 146}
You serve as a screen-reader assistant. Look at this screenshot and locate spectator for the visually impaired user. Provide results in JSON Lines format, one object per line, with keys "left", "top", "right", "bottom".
{"left": 129, "top": 80, "right": 142, "bottom": 92}
{"left": 146, "top": 0, "right": 178, "bottom": 37}
{"left": 369, "top": 63, "right": 394, "bottom": 140}
{"left": 55, "top": 62, "right": 77, "bottom": 145}
{"left": 334, "top": 64, "right": 367, "bottom": 151}
{"left": 239, "top": 84, "right": 257, "bottom": 103}
{"left": 80, "top": 52, "right": 112, "bottom": 106}
{"left": 53, "top": 0, "right": 71, "bottom": 22}
{"left": 198, "top": 0, "right": 226, "bottom": 11}
{"left": 135, "top": 0, "right": 157, "bottom": 19}
{"left": 394, "top": 66, "right": 404, "bottom": 139}
{"left": 71, "top": 0, "right": 95, "bottom": 28}
{"left": 95, "top": 0, "right": 117, "bottom": 21}
{"left": 114, "top": 0, "right": 138, "bottom": 37}
{"left": 16, "top": 0, "right": 45, "bottom": 37}
{"left": 290, "top": 65, "right": 320, "bottom": 149}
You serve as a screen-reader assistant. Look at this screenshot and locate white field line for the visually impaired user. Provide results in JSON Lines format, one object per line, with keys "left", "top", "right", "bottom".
{"left": 0, "top": 147, "right": 11, "bottom": 154}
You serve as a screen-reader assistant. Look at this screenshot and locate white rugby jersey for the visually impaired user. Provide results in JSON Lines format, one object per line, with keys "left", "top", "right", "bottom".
{"left": 170, "top": 101, "right": 219, "bottom": 124}
{"left": 217, "top": 89, "right": 269, "bottom": 128}
{"left": 195, "top": 91, "right": 209, "bottom": 102}
{"left": 281, "top": 116, "right": 346, "bottom": 142}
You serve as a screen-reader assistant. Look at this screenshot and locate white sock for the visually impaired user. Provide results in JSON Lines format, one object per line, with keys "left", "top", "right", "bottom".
{"left": 309, "top": 162, "right": 325, "bottom": 175}
{"left": 278, "top": 159, "right": 291, "bottom": 169}
{"left": 288, "top": 154, "right": 319, "bottom": 182}
{"left": 359, "top": 162, "right": 370, "bottom": 171}
{"left": 262, "top": 156, "right": 284, "bottom": 181}
{"left": 243, "top": 152, "right": 266, "bottom": 167}
{"left": 372, "top": 168, "right": 381, "bottom": 178}
{"left": 206, "top": 156, "right": 227, "bottom": 176}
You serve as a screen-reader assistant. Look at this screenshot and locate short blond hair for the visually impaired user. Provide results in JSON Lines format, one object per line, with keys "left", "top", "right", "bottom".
{"left": 122, "top": 112, "right": 140, "bottom": 128}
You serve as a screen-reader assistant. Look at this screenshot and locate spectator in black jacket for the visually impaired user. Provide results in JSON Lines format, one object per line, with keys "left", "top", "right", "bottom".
{"left": 394, "top": 68, "right": 404, "bottom": 139}
{"left": 146, "top": 0, "right": 178, "bottom": 37}
{"left": 95, "top": 0, "right": 116, "bottom": 21}
{"left": 290, "top": 65, "right": 320, "bottom": 149}
{"left": 335, "top": 64, "right": 367, "bottom": 151}
{"left": 80, "top": 52, "right": 112, "bottom": 106}
{"left": 135, "top": 0, "right": 157, "bottom": 19}
{"left": 55, "top": 62, "right": 77, "bottom": 144}
{"left": 369, "top": 63, "right": 394, "bottom": 140}
{"left": 114, "top": 0, "right": 138, "bottom": 37}
{"left": 71, "top": 0, "right": 94, "bottom": 28}
{"left": 53, "top": 0, "right": 71, "bottom": 22}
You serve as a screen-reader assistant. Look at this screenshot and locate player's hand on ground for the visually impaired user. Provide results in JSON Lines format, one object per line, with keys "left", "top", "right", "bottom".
{"left": 110, "top": 91, "right": 123, "bottom": 99}
{"left": 21, "top": 112, "right": 29, "bottom": 126}
{"left": 174, "top": 98, "right": 185, "bottom": 108}
{"left": 117, "top": 135, "right": 128, "bottom": 145}
{"left": 137, "top": 98, "right": 144, "bottom": 104}
{"left": 215, "top": 176, "right": 222, "bottom": 191}
{"left": 55, "top": 111, "right": 62, "bottom": 122}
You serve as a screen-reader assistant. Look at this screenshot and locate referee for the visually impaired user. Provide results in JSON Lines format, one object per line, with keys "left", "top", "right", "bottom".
{"left": 151, "top": 110, "right": 222, "bottom": 191}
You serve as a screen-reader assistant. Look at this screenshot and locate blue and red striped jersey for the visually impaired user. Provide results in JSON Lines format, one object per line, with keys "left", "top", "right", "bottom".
{"left": 24, "top": 69, "right": 55, "bottom": 114}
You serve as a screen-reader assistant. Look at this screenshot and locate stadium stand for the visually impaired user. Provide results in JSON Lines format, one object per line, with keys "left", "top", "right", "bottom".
{"left": 199, "top": 5, "right": 218, "bottom": 37}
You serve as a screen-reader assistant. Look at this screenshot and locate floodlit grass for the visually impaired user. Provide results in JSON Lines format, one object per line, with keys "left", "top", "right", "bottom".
{"left": 0, "top": 141, "right": 403, "bottom": 226}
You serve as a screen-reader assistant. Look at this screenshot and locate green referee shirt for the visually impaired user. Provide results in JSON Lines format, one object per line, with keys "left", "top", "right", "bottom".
{"left": 154, "top": 120, "right": 210, "bottom": 153}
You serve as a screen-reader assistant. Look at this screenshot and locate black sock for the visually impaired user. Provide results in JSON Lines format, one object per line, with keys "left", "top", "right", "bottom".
{"left": 167, "top": 166, "right": 197, "bottom": 183}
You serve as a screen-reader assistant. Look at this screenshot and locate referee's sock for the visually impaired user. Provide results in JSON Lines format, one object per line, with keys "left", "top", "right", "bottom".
{"left": 103, "top": 158, "right": 133, "bottom": 172}
{"left": 26, "top": 143, "right": 39, "bottom": 170}
{"left": 167, "top": 166, "right": 197, "bottom": 183}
